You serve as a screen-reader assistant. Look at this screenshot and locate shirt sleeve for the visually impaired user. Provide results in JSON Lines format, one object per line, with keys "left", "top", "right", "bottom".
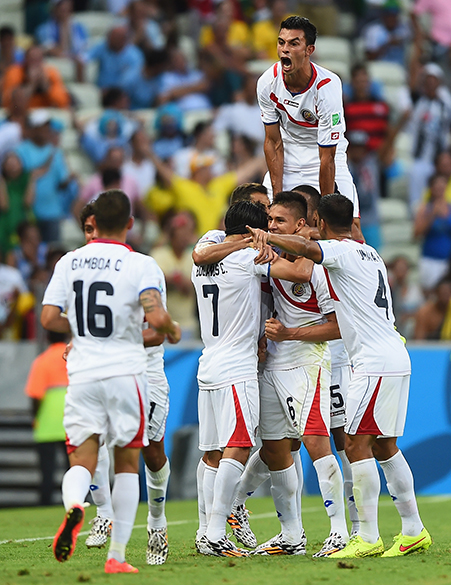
{"left": 42, "top": 255, "right": 69, "bottom": 311}
{"left": 317, "top": 239, "right": 346, "bottom": 270}
{"left": 256, "top": 69, "right": 279, "bottom": 125}
{"left": 197, "top": 230, "right": 226, "bottom": 245}
{"left": 316, "top": 74, "right": 345, "bottom": 148}
{"left": 136, "top": 256, "right": 166, "bottom": 298}
{"left": 312, "top": 265, "right": 335, "bottom": 315}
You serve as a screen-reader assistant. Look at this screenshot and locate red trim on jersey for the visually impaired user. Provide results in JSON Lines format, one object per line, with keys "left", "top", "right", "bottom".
{"left": 273, "top": 62, "right": 278, "bottom": 78}
{"left": 227, "top": 385, "right": 253, "bottom": 447}
{"left": 323, "top": 268, "right": 339, "bottom": 301}
{"left": 124, "top": 379, "right": 146, "bottom": 448}
{"left": 356, "top": 377, "right": 383, "bottom": 435}
{"left": 317, "top": 78, "right": 331, "bottom": 90}
{"left": 282, "top": 62, "right": 318, "bottom": 95}
{"left": 88, "top": 238, "right": 133, "bottom": 251}
{"left": 65, "top": 433, "right": 77, "bottom": 455}
{"left": 261, "top": 281, "right": 272, "bottom": 294}
{"left": 269, "top": 92, "right": 319, "bottom": 128}
{"left": 304, "top": 368, "right": 329, "bottom": 436}
{"left": 272, "top": 278, "right": 321, "bottom": 313}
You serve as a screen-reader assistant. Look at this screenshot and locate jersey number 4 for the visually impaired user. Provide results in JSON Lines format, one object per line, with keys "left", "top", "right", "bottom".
{"left": 374, "top": 270, "right": 389, "bottom": 319}
{"left": 202, "top": 284, "right": 219, "bottom": 337}
{"left": 73, "top": 280, "right": 113, "bottom": 337}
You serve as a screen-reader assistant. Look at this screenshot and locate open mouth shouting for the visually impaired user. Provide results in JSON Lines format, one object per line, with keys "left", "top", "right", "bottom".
{"left": 280, "top": 56, "right": 293, "bottom": 73}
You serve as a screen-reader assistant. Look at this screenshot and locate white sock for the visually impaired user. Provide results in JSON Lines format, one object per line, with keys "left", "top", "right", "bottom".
{"left": 338, "top": 449, "right": 359, "bottom": 533}
{"left": 196, "top": 458, "right": 208, "bottom": 538}
{"left": 234, "top": 449, "right": 270, "bottom": 506}
{"left": 379, "top": 450, "right": 423, "bottom": 537}
{"left": 313, "top": 454, "right": 348, "bottom": 539}
{"left": 146, "top": 459, "right": 170, "bottom": 530}
{"left": 108, "top": 473, "right": 140, "bottom": 563}
{"left": 203, "top": 465, "right": 217, "bottom": 525}
{"left": 270, "top": 463, "right": 302, "bottom": 544}
{"left": 90, "top": 443, "right": 114, "bottom": 519}
{"left": 291, "top": 449, "right": 304, "bottom": 531}
{"left": 62, "top": 465, "right": 91, "bottom": 511}
{"left": 351, "top": 458, "right": 380, "bottom": 544}
{"left": 206, "top": 458, "right": 244, "bottom": 543}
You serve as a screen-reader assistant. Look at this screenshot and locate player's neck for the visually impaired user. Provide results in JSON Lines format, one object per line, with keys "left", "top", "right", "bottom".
{"left": 96, "top": 231, "right": 127, "bottom": 243}
{"left": 283, "top": 61, "right": 313, "bottom": 94}
{"left": 224, "top": 235, "right": 244, "bottom": 242}
{"left": 328, "top": 231, "right": 352, "bottom": 241}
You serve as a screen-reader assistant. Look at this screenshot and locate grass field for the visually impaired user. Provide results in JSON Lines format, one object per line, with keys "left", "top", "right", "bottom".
{"left": 1, "top": 495, "right": 451, "bottom": 585}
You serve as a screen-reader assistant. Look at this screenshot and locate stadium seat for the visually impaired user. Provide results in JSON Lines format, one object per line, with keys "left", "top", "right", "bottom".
{"left": 379, "top": 198, "right": 409, "bottom": 223}
{"left": 66, "top": 151, "right": 95, "bottom": 180}
{"left": 0, "top": 10, "right": 24, "bottom": 33}
{"left": 183, "top": 109, "right": 213, "bottom": 134}
{"left": 74, "top": 108, "right": 103, "bottom": 125}
{"left": 314, "top": 59, "right": 350, "bottom": 82}
{"left": 72, "top": 11, "right": 117, "bottom": 38}
{"left": 67, "top": 82, "right": 101, "bottom": 109}
{"left": 84, "top": 61, "right": 99, "bottom": 85}
{"left": 45, "top": 57, "right": 75, "bottom": 82}
{"left": 246, "top": 59, "right": 274, "bottom": 75}
{"left": 381, "top": 220, "right": 413, "bottom": 245}
{"left": 314, "top": 37, "right": 351, "bottom": 68}
{"left": 60, "top": 128, "right": 79, "bottom": 152}
{"left": 394, "top": 131, "right": 413, "bottom": 162}
{"left": 60, "top": 217, "right": 85, "bottom": 251}
{"left": 131, "top": 109, "right": 157, "bottom": 136}
{"left": 387, "top": 175, "right": 410, "bottom": 201}
{"left": 44, "top": 108, "right": 72, "bottom": 127}
{"left": 368, "top": 61, "right": 407, "bottom": 88}
{"left": 379, "top": 243, "right": 420, "bottom": 266}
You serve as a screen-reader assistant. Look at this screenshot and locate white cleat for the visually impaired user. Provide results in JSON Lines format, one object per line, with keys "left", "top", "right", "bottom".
{"left": 313, "top": 532, "right": 348, "bottom": 558}
{"left": 227, "top": 504, "right": 258, "bottom": 548}
{"left": 85, "top": 516, "right": 112, "bottom": 549}
{"left": 197, "top": 534, "right": 249, "bottom": 557}
{"left": 251, "top": 532, "right": 307, "bottom": 556}
{"left": 146, "top": 527, "right": 169, "bottom": 565}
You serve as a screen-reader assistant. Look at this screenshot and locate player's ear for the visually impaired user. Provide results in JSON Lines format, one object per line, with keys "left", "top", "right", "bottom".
{"left": 127, "top": 216, "right": 134, "bottom": 231}
{"left": 307, "top": 44, "right": 315, "bottom": 57}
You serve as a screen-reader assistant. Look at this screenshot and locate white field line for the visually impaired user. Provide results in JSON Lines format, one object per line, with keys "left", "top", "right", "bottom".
{"left": 1, "top": 497, "right": 449, "bottom": 546}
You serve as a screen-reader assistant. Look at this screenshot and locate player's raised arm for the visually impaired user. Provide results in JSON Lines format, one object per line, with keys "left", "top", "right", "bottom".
{"left": 265, "top": 311, "right": 340, "bottom": 343}
{"left": 41, "top": 305, "right": 71, "bottom": 333}
{"left": 247, "top": 226, "right": 323, "bottom": 263}
{"left": 139, "top": 288, "right": 181, "bottom": 344}
{"left": 192, "top": 238, "right": 252, "bottom": 266}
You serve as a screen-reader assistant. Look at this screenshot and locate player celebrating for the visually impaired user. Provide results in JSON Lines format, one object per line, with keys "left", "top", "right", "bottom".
{"left": 247, "top": 193, "right": 432, "bottom": 558}
{"left": 257, "top": 16, "right": 362, "bottom": 238}
{"left": 41, "top": 190, "right": 181, "bottom": 573}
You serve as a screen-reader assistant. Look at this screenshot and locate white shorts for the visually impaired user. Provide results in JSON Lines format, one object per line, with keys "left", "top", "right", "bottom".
{"left": 330, "top": 365, "right": 352, "bottom": 430}
{"left": 345, "top": 375, "right": 410, "bottom": 437}
{"left": 146, "top": 370, "right": 170, "bottom": 443}
{"left": 263, "top": 165, "right": 360, "bottom": 217}
{"left": 64, "top": 373, "right": 149, "bottom": 453}
{"left": 198, "top": 380, "right": 259, "bottom": 452}
{"left": 259, "top": 365, "right": 331, "bottom": 441}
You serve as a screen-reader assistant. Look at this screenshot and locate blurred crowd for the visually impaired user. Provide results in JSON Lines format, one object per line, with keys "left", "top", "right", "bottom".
{"left": 1, "top": 0, "right": 451, "bottom": 342}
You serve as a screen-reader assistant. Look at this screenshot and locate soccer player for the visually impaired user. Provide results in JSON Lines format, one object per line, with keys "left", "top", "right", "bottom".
{"left": 41, "top": 190, "right": 181, "bottom": 573}
{"left": 257, "top": 16, "right": 362, "bottom": 239}
{"left": 247, "top": 193, "right": 432, "bottom": 558}
{"left": 78, "top": 202, "right": 175, "bottom": 565}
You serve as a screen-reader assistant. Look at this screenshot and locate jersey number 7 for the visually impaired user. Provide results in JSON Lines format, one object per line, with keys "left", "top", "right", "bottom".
{"left": 202, "top": 284, "right": 219, "bottom": 337}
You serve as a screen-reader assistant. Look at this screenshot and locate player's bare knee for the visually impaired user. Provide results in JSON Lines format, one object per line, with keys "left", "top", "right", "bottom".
{"left": 303, "top": 435, "right": 332, "bottom": 462}
{"left": 223, "top": 446, "right": 250, "bottom": 466}
{"left": 372, "top": 437, "right": 398, "bottom": 461}
{"left": 331, "top": 426, "right": 346, "bottom": 451}
{"left": 142, "top": 440, "right": 166, "bottom": 471}
{"left": 114, "top": 447, "right": 140, "bottom": 474}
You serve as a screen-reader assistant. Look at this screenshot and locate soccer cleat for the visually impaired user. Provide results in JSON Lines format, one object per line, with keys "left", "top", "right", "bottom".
{"left": 381, "top": 528, "right": 432, "bottom": 557}
{"left": 85, "top": 515, "right": 113, "bottom": 548}
{"left": 146, "top": 527, "right": 169, "bottom": 565}
{"left": 227, "top": 504, "right": 258, "bottom": 548}
{"left": 328, "top": 534, "right": 384, "bottom": 558}
{"left": 53, "top": 505, "right": 85, "bottom": 562}
{"left": 313, "top": 532, "right": 348, "bottom": 557}
{"left": 197, "top": 534, "right": 249, "bottom": 557}
{"left": 251, "top": 532, "right": 307, "bottom": 556}
{"left": 105, "top": 558, "right": 139, "bottom": 573}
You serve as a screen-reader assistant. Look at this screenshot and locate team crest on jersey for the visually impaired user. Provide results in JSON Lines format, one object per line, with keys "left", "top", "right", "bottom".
{"left": 301, "top": 109, "right": 317, "bottom": 123}
{"left": 291, "top": 282, "right": 311, "bottom": 301}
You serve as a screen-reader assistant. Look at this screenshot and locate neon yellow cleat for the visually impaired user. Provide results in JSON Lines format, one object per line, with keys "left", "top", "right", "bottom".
{"left": 381, "top": 528, "right": 432, "bottom": 557}
{"left": 328, "top": 535, "right": 384, "bottom": 558}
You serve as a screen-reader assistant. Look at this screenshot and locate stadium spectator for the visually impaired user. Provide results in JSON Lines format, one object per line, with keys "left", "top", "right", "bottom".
{"left": 123, "top": 128, "right": 156, "bottom": 198}
{"left": 173, "top": 120, "right": 226, "bottom": 179}
{"left": 126, "top": 0, "right": 166, "bottom": 51}
{"left": 2, "top": 45, "right": 71, "bottom": 109}
{"left": 157, "top": 47, "right": 211, "bottom": 112}
{"left": 0, "top": 87, "right": 30, "bottom": 163}
{"left": 152, "top": 211, "right": 199, "bottom": 338}
{"left": 198, "top": 48, "right": 243, "bottom": 107}
{"left": 122, "top": 49, "right": 168, "bottom": 110}
{"left": 228, "top": 134, "right": 260, "bottom": 179}
{"left": 24, "top": 330, "right": 69, "bottom": 506}
{"left": 251, "top": 0, "right": 288, "bottom": 61}
{"left": 35, "top": 0, "right": 88, "bottom": 82}
{"left": 388, "top": 256, "right": 424, "bottom": 339}
{"left": 364, "top": 0, "right": 411, "bottom": 66}
{"left": 8, "top": 221, "right": 49, "bottom": 287}
{"left": 213, "top": 74, "right": 265, "bottom": 145}
{"left": 414, "top": 277, "right": 451, "bottom": 339}
{"left": 411, "top": 0, "right": 451, "bottom": 69}
{"left": 414, "top": 173, "right": 451, "bottom": 293}
{"left": 0, "top": 26, "right": 24, "bottom": 81}
{"left": 422, "top": 149, "right": 451, "bottom": 203}
{"left": 0, "top": 258, "right": 34, "bottom": 340}
{"left": 88, "top": 25, "right": 144, "bottom": 93}
{"left": 152, "top": 103, "right": 185, "bottom": 161}
{"left": 14, "top": 110, "right": 71, "bottom": 243}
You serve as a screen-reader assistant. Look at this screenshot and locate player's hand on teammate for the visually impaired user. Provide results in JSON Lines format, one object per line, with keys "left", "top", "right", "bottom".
{"left": 247, "top": 226, "right": 269, "bottom": 249}
{"left": 166, "top": 321, "right": 182, "bottom": 344}
{"left": 254, "top": 244, "right": 279, "bottom": 265}
{"left": 257, "top": 336, "right": 267, "bottom": 362}
{"left": 265, "top": 318, "right": 289, "bottom": 342}
{"left": 62, "top": 340, "right": 73, "bottom": 361}
{"left": 142, "top": 327, "right": 166, "bottom": 347}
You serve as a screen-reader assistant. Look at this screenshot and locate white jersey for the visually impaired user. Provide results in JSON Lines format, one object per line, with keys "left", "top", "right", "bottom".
{"left": 329, "top": 339, "right": 350, "bottom": 368}
{"left": 257, "top": 61, "right": 348, "bottom": 172}
{"left": 318, "top": 238, "right": 411, "bottom": 377}
{"left": 266, "top": 264, "right": 333, "bottom": 370}
{"left": 192, "top": 248, "right": 268, "bottom": 389}
{"left": 43, "top": 239, "right": 166, "bottom": 383}
{"left": 144, "top": 280, "right": 167, "bottom": 374}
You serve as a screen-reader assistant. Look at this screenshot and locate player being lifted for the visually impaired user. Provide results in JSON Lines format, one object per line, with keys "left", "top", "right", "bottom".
{"left": 78, "top": 203, "right": 176, "bottom": 566}
{"left": 257, "top": 16, "right": 362, "bottom": 239}
{"left": 41, "top": 190, "right": 181, "bottom": 573}
{"left": 247, "top": 193, "right": 432, "bottom": 558}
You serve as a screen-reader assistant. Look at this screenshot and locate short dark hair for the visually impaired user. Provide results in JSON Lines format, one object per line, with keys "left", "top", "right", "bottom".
{"left": 93, "top": 190, "right": 131, "bottom": 233}
{"left": 79, "top": 202, "right": 95, "bottom": 230}
{"left": 193, "top": 120, "right": 212, "bottom": 140}
{"left": 144, "top": 48, "right": 167, "bottom": 70}
{"left": 0, "top": 26, "right": 15, "bottom": 39}
{"left": 230, "top": 183, "right": 268, "bottom": 205}
{"left": 102, "top": 167, "right": 121, "bottom": 188}
{"left": 225, "top": 201, "right": 268, "bottom": 236}
{"left": 291, "top": 184, "right": 321, "bottom": 211}
{"left": 279, "top": 16, "right": 317, "bottom": 46}
{"left": 351, "top": 62, "right": 368, "bottom": 78}
{"left": 102, "top": 87, "right": 126, "bottom": 108}
{"left": 317, "top": 193, "right": 353, "bottom": 231}
{"left": 272, "top": 190, "right": 307, "bottom": 220}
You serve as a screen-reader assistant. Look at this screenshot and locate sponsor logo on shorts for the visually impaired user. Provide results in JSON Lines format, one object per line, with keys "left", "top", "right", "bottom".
{"left": 332, "top": 112, "right": 341, "bottom": 126}
{"left": 331, "top": 131, "right": 339, "bottom": 140}
{"left": 301, "top": 109, "right": 317, "bottom": 123}
{"left": 283, "top": 98, "right": 298, "bottom": 107}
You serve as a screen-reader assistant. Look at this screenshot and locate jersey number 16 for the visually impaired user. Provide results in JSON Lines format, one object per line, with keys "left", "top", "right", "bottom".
{"left": 73, "top": 280, "right": 114, "bottom": 337}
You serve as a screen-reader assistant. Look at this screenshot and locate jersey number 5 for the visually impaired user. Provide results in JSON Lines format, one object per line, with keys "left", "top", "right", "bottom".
{"left": 73, "top": 280, "right": 114, "bottom": 337}
{"left": 374, "top": 270, "right": 389, "bottom": 319}
{"left": 202, "top": 284, "right": 219, "bottom": 337}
